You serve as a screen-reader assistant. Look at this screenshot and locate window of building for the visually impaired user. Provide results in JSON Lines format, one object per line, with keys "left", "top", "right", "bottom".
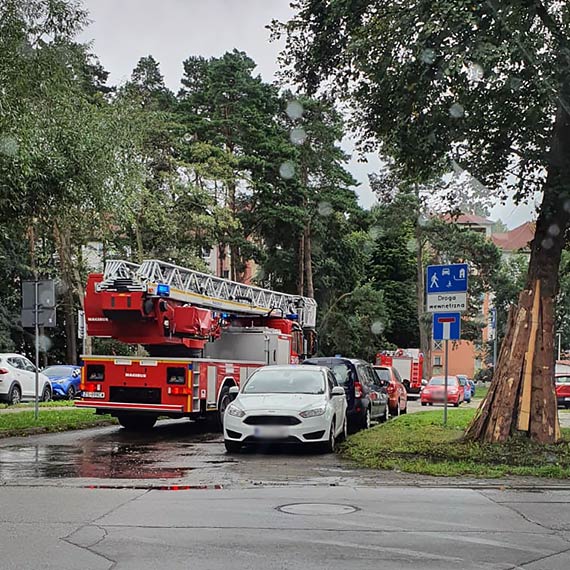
{"left": 434, "top": 356, "right": 442, "bottom": 366}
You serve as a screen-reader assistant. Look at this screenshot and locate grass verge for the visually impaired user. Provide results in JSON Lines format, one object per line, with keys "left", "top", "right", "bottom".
{"left": 0, "top": 400, "right": 75, "bottom": 410}
{"left": 342, "top": 409, "right": 570, "bottom": 478}
{"left": 0, "top": 408, "right": 117, "bottom": 438}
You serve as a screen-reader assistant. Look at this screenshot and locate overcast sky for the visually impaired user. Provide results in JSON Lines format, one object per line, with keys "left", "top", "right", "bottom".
{"left": 80, "top": 0, "right": 538, "bottom": 229}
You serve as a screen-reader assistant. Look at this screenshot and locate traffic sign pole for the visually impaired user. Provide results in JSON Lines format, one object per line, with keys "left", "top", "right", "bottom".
{"left": 444, "top": 339, "right": 449, "bottom": 426}
{"left": 34, "top": 280, "right": 39, "bottom": 421}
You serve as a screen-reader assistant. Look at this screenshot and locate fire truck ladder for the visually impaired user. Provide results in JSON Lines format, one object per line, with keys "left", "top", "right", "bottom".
{"left": 97, "top": 259, "right": 317, "bottom": 328}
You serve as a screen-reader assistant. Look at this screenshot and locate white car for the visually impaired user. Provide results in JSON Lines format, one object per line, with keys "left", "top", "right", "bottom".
{"left": 0, "top": 353, "right": 52, "bottom": 405}
{"left": 223, "top": 365, "right": 348, "bottom": 453}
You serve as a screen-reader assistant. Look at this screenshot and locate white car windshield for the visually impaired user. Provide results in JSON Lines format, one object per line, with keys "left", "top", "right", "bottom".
{"left": 243, "top": 369, "right": 325, "bottom": 395}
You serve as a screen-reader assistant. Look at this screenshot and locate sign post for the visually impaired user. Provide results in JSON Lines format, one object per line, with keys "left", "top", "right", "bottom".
{"left": 432, "top": 313, "right": 461, "bottom": 425}
{"left": 427, "top": 263, "right": 468, "bottom": 427}
{"left": 21, "top": 279, "right": 56, "bottom": 420}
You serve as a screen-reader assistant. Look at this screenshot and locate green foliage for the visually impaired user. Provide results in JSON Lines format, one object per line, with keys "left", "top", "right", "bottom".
{"left": 318, "top": 283, "right": 390, "bottom": 361}
{"left": 343, "top": 409, "right": 570, "bottom": 478}
{"left": 274, "top": 1, "right": 570, "bottom": 199}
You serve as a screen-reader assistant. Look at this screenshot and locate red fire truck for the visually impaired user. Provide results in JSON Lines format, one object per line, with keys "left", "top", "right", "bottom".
{"left": 76, "top": 259, "right": 317, "bottom": 430}
{"left": 375, "top": 349, "right": 424, "bottom": 396}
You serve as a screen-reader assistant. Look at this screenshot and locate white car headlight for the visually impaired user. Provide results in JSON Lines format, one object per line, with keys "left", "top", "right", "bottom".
{"left": 299, "top": 406, "right": 326, "bottom": 418}
{"left": 227, "top": 404, "right": 246, "bottom": 418}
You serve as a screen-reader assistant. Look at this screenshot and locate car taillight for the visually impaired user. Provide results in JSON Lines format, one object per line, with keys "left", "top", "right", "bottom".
{"left": 83, "top": 382, "right": 98, "bottom": 392}
{"left": 354, "top": 381, "right": 363, "bottom": 398}
{"left": 387, "top": 383, "right": 396, "bottom": 395}
{"left": 0, "top": 368, "right": 9, "bottom": 374}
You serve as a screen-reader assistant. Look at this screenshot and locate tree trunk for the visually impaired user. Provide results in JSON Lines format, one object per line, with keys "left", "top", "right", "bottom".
{"left": 466, "top": 93, "right": 570, "bottom": 443}
{"left": 416, "top": 234, "right": 431, "bottom": 379}
{"left": 304, "top": 224, "right": 314, "bottom": 298}
{"left": 54, "top": 226, "right": 78, "bottom": 364}
{"left": 297, "top": 232, "right": 305, "bottom": 296}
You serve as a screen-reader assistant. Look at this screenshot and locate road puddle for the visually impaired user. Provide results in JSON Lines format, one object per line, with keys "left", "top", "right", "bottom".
{"left": 0, "top": 443, "right": 193, "bottom": 479}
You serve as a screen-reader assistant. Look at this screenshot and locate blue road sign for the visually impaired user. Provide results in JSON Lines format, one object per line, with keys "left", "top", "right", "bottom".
{"left": 433, "top": 312, "right": 461, "bottom": 341}
{"left": 426, "top": 263, "right": 468, "bottom": 294}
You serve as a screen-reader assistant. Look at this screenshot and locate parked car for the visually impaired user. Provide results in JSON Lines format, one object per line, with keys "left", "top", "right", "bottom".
{"left": 457, "top": 375, "right": 471, "bottom": 403}
{"left": 0, "top": 353, "right": 52, "bottom": 404}
{"left": 43, "top": 365, "right": 82, "bottom": 399}
{"left": 555, "top": 374, "right": 570, "bottom": 408}
{"left": 457, "top": 374, "right": 475, "bottom": 399}
{"left": 373, "top": 365, "right": 408, "bottom": 416}
{"left": 303, "top": 357, "right": 389, "bottom": 430}
{"left": 223, "top": 365, "right": 348, "bottom": 453}
{"left": 420, "top": 375, "right": 464, "bottom": 407}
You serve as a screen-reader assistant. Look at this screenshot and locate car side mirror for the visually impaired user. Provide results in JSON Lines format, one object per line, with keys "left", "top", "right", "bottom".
{"left": 331, "top": 386, "right": 345, "bottom": 397}
{"left": 229, "top": 386, "right": 239, "bottom": 400}
{"left": 421, "top": 379, "right": 428, "bottom": 386}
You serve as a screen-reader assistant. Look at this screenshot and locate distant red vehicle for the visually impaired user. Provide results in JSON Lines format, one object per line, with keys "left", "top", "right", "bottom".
{"left": 421, "top": 376, "right": 464, "bottom": 407}
{"left": 556, "top": 374, "right": 570, "bottom": 408}
{"left": 373, "top": 365, "right": 408, "bottom": 416}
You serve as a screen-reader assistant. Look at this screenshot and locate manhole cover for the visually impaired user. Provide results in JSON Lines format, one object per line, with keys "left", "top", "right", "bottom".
{"left": 277, "top": 503, "right": 359, "bottom": 516}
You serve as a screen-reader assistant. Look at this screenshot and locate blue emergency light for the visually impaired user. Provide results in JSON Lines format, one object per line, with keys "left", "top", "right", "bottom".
{"left": 156, "top": 283, "right": 170, "bottom": 297}
{"left": 285, "top": 313, "right": 299, "bottom": 320}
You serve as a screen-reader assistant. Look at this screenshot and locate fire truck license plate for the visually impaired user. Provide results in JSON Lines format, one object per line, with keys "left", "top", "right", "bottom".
{"left": 82, "top": 391, "right": 105, "bottom": 399}
{"left": 254, "top": 426, "right": 289, "bottom": 439}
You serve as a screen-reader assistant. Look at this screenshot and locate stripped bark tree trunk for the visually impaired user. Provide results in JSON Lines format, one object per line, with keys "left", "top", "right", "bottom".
{"left": 466, "top": 88, "right": 570, "bottom": 443}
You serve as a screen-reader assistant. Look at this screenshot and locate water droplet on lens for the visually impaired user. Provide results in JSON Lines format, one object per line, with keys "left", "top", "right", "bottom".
{"left": 371, "top": 321, "right": 385, "bottom": 335}
{"left": 548, "top": 224, "right": 560, "bottom": 237}
{"left": 38, "top": 335, "right": 53, "bottom": 353}
{"left": 279, "top": 161, "right": 295, "bottom": 180}
{"left": 420, "top": 49, "right": 436, "bottom": 64}
{"left": 541, "top": 237, "right": 554, "bottom": 250}
{"left": 407, "top": 238, "right": 418, "bottom": 253}
{"left": 290, "top": 126, "right": 307, "bottom": 145}
{"left": 369, "top": 226, "right": 382, "bottom": 240}
{"left": 449, "top": 103, "right": 465, "bottom": 118}
{"left": 317, "top": 201, "right": 333, "bottom": 216}
{"left": 286, "top": 100, "right": 304, "bottom": 120}
{"left": 0, "top": 135, "right": 18, "bottom": 157}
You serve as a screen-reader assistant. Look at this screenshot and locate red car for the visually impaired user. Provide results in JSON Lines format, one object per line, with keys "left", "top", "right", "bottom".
{"left": 421, "top": 376, "right": 464, "bottom": 407}
{"left": 373, "top": 365, "right": 408, "bottom": 416}
{"left": 556, "top": 374, "right": 570, "bottom": 408}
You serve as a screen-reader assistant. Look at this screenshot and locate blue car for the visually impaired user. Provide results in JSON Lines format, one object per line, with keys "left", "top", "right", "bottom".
{"left": 43, "top": 365, "right": 82, "bottom": 399}
{"left": 457, "top": 374, "right": 473, "bottom": 402}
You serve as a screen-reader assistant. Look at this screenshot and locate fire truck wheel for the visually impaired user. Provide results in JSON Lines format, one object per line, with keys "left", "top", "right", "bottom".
{"left": 215, "top": 386, "right": 232, "bottom": 431}
{"left": 117, "top": 414, "right": 157, "bottom": 431}
{"left": 224, "top": 440, "right": 242, "bottom": 453}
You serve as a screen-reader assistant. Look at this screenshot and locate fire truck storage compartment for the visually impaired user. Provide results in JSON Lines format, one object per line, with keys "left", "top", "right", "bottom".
{"left": 390, "top": 357, "right": 413, "bottom": 382}
{"left": 203, "top": 327, "right": 290, "bottom": 365}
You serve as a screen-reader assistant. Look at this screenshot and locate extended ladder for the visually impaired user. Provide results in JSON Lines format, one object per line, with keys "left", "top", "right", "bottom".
{"left": 97, "top": 259, "right": 317, "bottom": 328}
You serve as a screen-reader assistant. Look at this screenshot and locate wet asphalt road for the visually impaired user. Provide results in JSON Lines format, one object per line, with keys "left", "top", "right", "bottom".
{"left": 1, "top": 404, "right": 570, "bottom": 569}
